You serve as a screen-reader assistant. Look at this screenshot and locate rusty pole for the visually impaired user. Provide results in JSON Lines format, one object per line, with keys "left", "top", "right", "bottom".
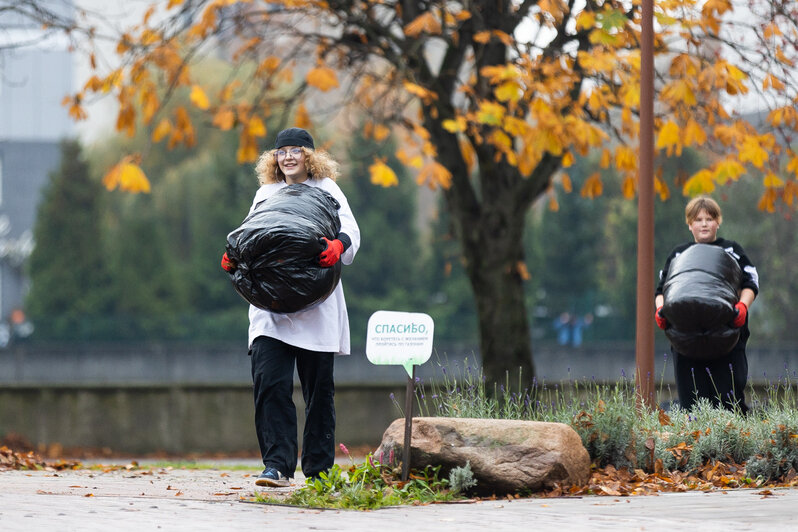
{"left": 636, "top": 0, "right": 656, "bottom": 409}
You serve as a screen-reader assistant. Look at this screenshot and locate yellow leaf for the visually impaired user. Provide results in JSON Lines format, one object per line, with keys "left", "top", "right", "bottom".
{"left": 212, "top": 108, "right": 235, "bottom": 130}
{"left": 763, "top": 172, "right": 784, "bottom": 188}
{"left": 714, "top": 159, "right": 746, "bottom": 183}
{"left": 306, "top": 67, "right": 339, "bottom": 91}
{"left": 248, "top": 116, "right": 267, "bottom": 137}
{"left": 621, "top": 175, "right": 636, "bottom": 199}
{"left": 396, "top": 148, "right": 424, "bottom": 169}
{"left": 661, "top": 79, "right": 697, "bottom": 106}
{"left": 369, "top": 158, "right": 399, "bottom": 187}
{"left": 495, "top": 81, "right": 521, "bottom": 103}
{"left": 103, "top": 157, "right": 151, "bottom": 194}
{"left": 683, "top": 119, "right": 707, "bottom": 147}
{"left": 580, "top": 172, "right": 603, "bottom": 199}
{"left": 615, "top": 146, "right": 637, "bottom": 171}
{"left": 655, "top": 120, "right": 682, "bottom": 156}
{"left": 373, "top": 124, "right": 391, "bottom": 141}
{"left": 167, "top": 0, "right": 184, "bottom": 8}
{"left": 404, "top": 12, "right": 441, "bottom": 37}
{"left": 600, "top": 149, "right": 611, "bottom": 169}
{"left": 442, "top": 117, "right": 465, "bottom": 133}
{"left": 189, "top": 85, "right": 210, "bottom": 110}
{"left": 655, "top": 172, "right": 670, "bottom": 201}
{"left": 476, "top": 101, "right": 505, "bottom": 126}
{"left": 576, "top": 11, "right": 595, "bottom": 30}
{"left": 561, "top": 152, "right": 574, "bottom": 168}
{"left": 152, "top": 118, "right": 172, "bottom": 142}
{"left": 683, "top": 169, "right": 715, "bottom": 196}
{"left": 787, "top": 156, "right": 798, "bottom": 178}
{"left": 738, "top": 137, "right": 768, "bottom": 169}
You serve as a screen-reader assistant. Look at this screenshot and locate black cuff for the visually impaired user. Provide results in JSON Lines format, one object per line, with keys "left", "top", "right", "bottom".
{"left": 336, "top": 232, "right": 352, "bottom": 252}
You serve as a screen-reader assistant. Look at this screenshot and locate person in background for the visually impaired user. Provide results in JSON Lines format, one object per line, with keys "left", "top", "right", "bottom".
{"left": 222, "top": 127, "right": 360, "bottom": 487}
{"left": 654, "top": 196, "right": 758, "bottom": 413}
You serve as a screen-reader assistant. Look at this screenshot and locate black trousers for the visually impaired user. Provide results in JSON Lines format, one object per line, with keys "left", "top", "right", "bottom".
{"left": 249, "top": 336, "right": 336, "bottom": 479}
{"left": 672, "top": 326, "right": 749, "bottom": 413}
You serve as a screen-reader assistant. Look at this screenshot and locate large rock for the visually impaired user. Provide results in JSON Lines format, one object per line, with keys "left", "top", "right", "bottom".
{"left": 374, "top": 417, "right": 590, "bottom": 495}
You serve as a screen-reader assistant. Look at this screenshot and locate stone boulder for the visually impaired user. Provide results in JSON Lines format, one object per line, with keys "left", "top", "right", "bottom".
{"left": 374, "top": 417, "right": 590, "bottom": 495}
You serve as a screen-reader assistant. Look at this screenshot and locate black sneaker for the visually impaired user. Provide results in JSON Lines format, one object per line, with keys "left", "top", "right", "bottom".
{"left": 255, "top": 467, "right": 290, "bottom": 487}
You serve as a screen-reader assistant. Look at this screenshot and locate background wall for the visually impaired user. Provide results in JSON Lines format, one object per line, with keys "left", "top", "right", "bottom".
{"left": 1, "top": 342, "right": 794, "bottom": 454}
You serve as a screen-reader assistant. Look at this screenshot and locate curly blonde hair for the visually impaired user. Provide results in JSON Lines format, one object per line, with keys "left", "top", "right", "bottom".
{"left": 255, "top": 147, "right": 341, "bottom": 185}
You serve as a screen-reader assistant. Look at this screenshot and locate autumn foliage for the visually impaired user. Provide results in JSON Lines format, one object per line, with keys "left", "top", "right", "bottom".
{"left": 62, "top": 0, "right": 798, "bottom": 212}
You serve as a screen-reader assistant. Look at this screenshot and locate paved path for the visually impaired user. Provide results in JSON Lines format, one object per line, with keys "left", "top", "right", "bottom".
{"left": 1, "top": 463, "right": 797, "bottom": 531}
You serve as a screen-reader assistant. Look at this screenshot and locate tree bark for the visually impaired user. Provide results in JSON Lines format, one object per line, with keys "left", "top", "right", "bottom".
{"left": 467, "top": 222, "right": 535, "bottom": 388}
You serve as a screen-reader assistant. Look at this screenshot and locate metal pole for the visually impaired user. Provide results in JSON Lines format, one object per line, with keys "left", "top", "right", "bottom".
{"left": 636, "top": 0, "right": 656, "bottom": 409}
{"left": 401, "top": 365, "right": 415, "bottom": 481}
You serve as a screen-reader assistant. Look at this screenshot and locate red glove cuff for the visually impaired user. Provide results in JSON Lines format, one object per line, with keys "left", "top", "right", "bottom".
{"left": 732, "top": 301, "right": 747, "bottom": 328}
{"left": 221, "top": 252, "right": 236, "bottom": 272}
{"left": 655, "top": 306, "right": 667, "bottom": 330}
{"left": 319, "top": 238, "right": 344, "bottom": 267}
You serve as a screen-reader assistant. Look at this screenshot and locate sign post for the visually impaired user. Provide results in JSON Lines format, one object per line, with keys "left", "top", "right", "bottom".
{"left": 366, "top": 310, "right": 434, "bottom": 481}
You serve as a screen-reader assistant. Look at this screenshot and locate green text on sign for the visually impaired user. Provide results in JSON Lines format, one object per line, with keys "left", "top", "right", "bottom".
{"left": 366, "top": 310, "right": 434, "bottom": 377}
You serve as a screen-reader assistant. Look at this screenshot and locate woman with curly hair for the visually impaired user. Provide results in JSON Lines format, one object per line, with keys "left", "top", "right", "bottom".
{"left": 223, "top": 127, "right": 360, "bottom": 487}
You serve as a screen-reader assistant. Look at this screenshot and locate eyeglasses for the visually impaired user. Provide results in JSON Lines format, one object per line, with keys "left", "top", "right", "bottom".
{"left": 275, "top": 147, "right": 303, "bottom": 158}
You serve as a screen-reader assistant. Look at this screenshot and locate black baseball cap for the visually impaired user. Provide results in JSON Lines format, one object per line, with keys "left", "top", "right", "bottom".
{"left": 274, "top": 128, "right": 314, "bottom": 150}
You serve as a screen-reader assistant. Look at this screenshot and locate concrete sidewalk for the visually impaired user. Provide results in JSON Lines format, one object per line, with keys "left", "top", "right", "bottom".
{"left": 1, "top": 463, "right": 795, "bottom": 531}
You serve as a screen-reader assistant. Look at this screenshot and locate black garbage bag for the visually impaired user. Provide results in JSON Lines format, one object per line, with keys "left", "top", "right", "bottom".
{"left": 225, "top": 183, "right": 342, "bottom": 313}
{"left": 661, "top": 243, "right": 742, "bottom": 360}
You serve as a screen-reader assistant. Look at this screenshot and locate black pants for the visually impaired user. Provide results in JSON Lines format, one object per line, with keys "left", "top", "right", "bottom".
{"left": 250, "top": 336, "right": 335, "bottom": 479}
{"left": 672, "top": 328, "right": 749, "bottom": 413}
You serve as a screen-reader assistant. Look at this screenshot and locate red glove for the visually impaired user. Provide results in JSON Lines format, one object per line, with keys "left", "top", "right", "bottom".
{"left": 319, "top": 237, "right": 344, "bottom": 267}
{"left": 655, "top": 306, "right": 668, "bottom": 330}
{"left": 732, "top": 301, "right": 747, "bottom": 328}
{"left": 221, "top": 252, "right": 236, "bottom": 272}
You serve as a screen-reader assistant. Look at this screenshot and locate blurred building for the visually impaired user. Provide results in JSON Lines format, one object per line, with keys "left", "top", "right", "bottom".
{"left": 0, "top": 0, "right": 74, "bottom": 336}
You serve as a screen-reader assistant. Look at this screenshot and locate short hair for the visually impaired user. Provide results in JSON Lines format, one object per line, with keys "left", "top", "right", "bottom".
{"left": 685, "top": 195, "right": 722, "bottom": 225}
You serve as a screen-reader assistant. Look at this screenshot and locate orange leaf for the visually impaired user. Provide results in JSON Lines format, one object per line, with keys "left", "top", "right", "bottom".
{"left": 236, "top": 131, "right": 258, "bottom": 163}
{"left": 152, "top": 119, "right": 172, "bottom": 142}
{"left": 212, "top": 108, "right": 235, "bottom": 130}
{"left": 416, "top": 161, "right": 453, "bottom": 190}
{"left": 404, "top": 12, "right": 441, "bottom": 37}
{"left": 580, "top": 172, "right": 603, "bottom": 199}
{"left": 621, "top": 175, "right": 636, "bottom": 199}
{"left": 306, "top": 67, "right": 339, "bottom": 91}
{"left": 294, "top": 103, "right": 312, "bottom": 129}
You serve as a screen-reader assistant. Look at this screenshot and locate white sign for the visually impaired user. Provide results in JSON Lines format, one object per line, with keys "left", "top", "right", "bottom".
{"left": 366, "top": 310, "right": 434, "bottom": 377}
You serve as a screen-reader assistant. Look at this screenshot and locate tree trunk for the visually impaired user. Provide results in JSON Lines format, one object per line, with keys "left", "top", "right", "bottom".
{"left": 463, "top": 206, "right": 535, "bottom": 387}
{"left": 428, "top": 118, "right": 550, "bottom": 388}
